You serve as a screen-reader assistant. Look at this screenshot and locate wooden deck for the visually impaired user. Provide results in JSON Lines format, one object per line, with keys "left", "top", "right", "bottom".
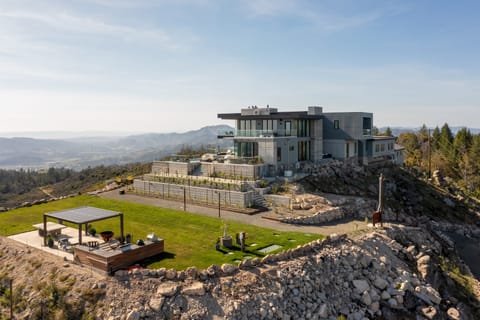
{"left": 74, "top": 239, "right": 164, "bottom": 272}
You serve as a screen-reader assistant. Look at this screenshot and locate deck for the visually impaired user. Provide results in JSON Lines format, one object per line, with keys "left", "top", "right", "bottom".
{"left": 74, "top": 239, "right": 164, "bottom": 272}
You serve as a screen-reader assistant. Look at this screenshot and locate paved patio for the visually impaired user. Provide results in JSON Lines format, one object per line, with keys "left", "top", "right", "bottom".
{"left": 8, "top": 226, "right": 102, "bottom": 261}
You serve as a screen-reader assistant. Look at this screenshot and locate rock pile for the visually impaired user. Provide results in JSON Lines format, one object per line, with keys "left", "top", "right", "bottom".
{"left": 96, "top": 226, "right": 475, "bottom": 320}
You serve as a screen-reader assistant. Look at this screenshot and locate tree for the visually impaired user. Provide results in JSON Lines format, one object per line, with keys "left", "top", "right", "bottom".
{"left": 431, "top": 126, "right": 441, "bottom": 151}
{"left": 385, "top": 127, "right": 393, "bottom": 137}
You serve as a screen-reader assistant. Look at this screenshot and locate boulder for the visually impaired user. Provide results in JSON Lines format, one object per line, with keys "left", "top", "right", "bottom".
{"left": 157, "top": 284, "right": 179, "bottom": 297}
{"left": 318, "top": 304, "right": 328, "bottom": 319}
{"left": 373, "top": 277, "right": 388, "bottom": 290}
{"left": 148, "top": 297, "right": 165, "bottom": 312}
{"left": 414, "top": 286, "right": 442, "bottom": 305}
{"left": 447, "top": 307, "right": 460, "bottom": 320}
{"left": 165, "top": 268, "right": 177, "bottom": 280}
{"left": 221, "top": 263, "right": 237, "bottom": 275}
{"left": 361, "top": 291, "right": 372, "bottom": 306}
{"left": 185, "top": 266, "right": 198, "bottom": 279}
{"left": 420, "top": 306, "right": 438, "bottom": 320}
{"left": 352, "top": 279, "right": 370, "bottom": 294}
{"left": 182, "top": 282, "right": 205, "bottom": 296}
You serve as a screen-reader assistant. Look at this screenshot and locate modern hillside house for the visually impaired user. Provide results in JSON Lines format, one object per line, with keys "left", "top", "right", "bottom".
{"left": 218, "top": 106, "right": 400, "bottom": 169}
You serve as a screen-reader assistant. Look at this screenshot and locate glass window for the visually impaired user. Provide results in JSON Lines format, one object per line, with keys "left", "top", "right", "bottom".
{"left": 334, "top": 120, "right": 340, "bottom": 129}
{"left": 285, "top": 121, "right": 291, "bottom": 136}
{"left": 363, "top": 117, "right": 372, "bottom": 135}
{"left": 277, "top": 147, "right": 282, "bottom": 161}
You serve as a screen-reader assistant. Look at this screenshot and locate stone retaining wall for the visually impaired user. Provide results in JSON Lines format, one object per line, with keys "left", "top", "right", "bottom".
{"left": 133, "top": 179, "right": 256, "bottom": 209}
{"left": 115, "top": 234, "right": 348, "bottom": 282}
{"left": 281, "top": 208, "right": 345, "bottom": 224}
{"left": 264, "top": 194, "right": 291, "bottom": 207}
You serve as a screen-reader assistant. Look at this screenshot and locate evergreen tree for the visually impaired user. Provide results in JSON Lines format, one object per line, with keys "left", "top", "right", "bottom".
{"left": 385, "top": 127, "right": 393, "bottom": 137}
{"left": 431, "top": 126, "right": 441, "bottom": 151}
{"left": 439, "top": 123, "right": 454, "bottom": 164}
{"left": 418, "top": 124, "right": 429, "bottom": 143}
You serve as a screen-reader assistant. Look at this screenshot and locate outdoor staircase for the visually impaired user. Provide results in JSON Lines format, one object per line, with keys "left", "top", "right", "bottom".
{"left": 243, "top": 182, "right": 270, "bottom": 208}
{"left": 252, "top": 191, "right": 269, "bottom": 208}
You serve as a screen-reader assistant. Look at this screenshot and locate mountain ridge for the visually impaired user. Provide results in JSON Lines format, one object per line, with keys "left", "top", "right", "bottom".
{"left": 0, "top": 125, "right": 232, "bottom": 170}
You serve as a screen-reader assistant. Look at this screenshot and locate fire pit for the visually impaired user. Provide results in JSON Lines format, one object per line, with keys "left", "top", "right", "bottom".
{"left": 100, "top": 231, "right": 114, "bottom": 242}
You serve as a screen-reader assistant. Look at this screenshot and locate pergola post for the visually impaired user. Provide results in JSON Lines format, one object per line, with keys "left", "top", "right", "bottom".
{"left": 78, "top": 224, "right": 82, "bottom": 245}
{"left": 120, "top": 213, "right": 124, "bottom": 243}
{"left": 43, "top": 215, "right": 47, "bottom": 246}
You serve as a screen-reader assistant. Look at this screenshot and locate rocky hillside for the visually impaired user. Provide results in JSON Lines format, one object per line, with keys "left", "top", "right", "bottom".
{"left": 300, "top": 160, "right": 480, "bottom": 224}
{"left": 1, "top": 224, "right": 479, "bottom": 319}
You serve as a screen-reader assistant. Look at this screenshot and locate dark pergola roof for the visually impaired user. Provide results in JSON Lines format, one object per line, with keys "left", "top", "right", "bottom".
{"left": 43, "top": 206, "right": 124, "bottom": 246}
{"left": 45, "top": 206, "right": 122, "bottom": 224}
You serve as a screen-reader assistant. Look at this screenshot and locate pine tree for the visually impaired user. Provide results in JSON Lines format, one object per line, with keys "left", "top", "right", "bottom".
{"left": 431, "top": 126, "right": 441, "bottom": 151}
{"left": 385, "top": 127, "right": 393, "bottom": 137}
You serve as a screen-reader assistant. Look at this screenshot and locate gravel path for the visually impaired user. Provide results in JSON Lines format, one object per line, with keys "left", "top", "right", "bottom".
{"left": 99, "top": 190, "right": 369, "bottom": 236}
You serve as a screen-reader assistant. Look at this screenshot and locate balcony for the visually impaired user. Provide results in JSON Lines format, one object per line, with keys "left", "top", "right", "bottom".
{"left": 363, "top": 128, "right": 372, "bottom": 136}
{"left": 218, "top": 129, "right": 295, "bottom": 138}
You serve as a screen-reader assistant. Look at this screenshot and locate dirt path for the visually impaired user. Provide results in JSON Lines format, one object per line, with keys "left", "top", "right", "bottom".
{"left": 98, "top": 190, "right": 369, "bottom": 236}
{"left": 39, "top": 186, "right": 54, "bottom": 198}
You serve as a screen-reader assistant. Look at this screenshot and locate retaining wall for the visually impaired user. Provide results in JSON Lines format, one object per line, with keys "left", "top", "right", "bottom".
{"left": 200, "top": 163, "right": 266, "bottom": 180}
{"left": 133, "top": 180, "right": 256, "bottom": 208}
{"left": 264, "top": 194, "right": 291, "bottom": 207}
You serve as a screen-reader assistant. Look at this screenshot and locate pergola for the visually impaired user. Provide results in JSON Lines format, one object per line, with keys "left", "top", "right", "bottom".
{"left": 43, "top": 206, "right": 124, "bottom": 246}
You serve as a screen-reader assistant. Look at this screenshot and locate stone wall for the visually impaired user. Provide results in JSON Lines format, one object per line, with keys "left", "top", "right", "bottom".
{"left": 281, "top": 207, "right": 345, "bottom": 224}
{"left": 133, "top": 179, "right": 256, "bottom": 209}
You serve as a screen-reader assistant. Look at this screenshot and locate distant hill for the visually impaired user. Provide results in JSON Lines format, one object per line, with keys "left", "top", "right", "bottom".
{"left": 0, "top": 125, "right": 233, "bottom": 170}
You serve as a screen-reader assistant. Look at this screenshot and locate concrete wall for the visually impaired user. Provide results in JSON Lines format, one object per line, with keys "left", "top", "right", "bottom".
{"left": 323, "top": 112, "right": 373, "bottom": 140}
{"left": 311, "top": 119, "right": 323, "bottom": 161}
{"left": 152, "top": 161, "right": 198, "bottom": 176}
{"left": 133, "top": 180, "right": 256, "bottom": 208}
{"left": 200, "top": 163, "right": 266, "bottom": 180}
{"left": 323, "top": 140, "right": 347, "bottom": 159}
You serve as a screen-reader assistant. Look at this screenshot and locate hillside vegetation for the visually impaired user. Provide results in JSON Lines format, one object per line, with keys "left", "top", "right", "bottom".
{"left": 397, "top": 123, "right": 480, "bottom": 199}
{"left": 0, "top": 163, "right": 151, "bottom": 209}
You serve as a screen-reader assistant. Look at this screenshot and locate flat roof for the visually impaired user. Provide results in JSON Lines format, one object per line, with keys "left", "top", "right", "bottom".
{"left": 218, "top": 111, "right": 322, "bottom": 120}
{"left": 45, "top": 206, "right": 122, "bottom": 224}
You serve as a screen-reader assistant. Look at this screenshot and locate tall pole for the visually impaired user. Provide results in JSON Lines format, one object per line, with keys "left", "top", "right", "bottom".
{"left": 183, "top": 187, "right": 186, "bottom": 212}
{"left": 218, "top": 192, "right": 221, "bottom": 218}
{"left": 428, "top": 128, "right": 432, "bottom": 178}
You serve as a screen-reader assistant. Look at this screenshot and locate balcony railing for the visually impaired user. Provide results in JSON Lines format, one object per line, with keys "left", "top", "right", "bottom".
{"left": 363, "top": 129, "right": 372, "bottom": 136}
{"left": 218, "top": 129, "right": 295, "bottom": 138}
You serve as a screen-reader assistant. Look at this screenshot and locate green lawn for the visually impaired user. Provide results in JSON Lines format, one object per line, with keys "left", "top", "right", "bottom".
{"left": 0, "top": 195, "right": 323, "bottom": 270}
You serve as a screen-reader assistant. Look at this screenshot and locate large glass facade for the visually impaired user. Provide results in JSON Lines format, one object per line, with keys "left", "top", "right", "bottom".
{"left": 297, "top": 120, "right": 311, "bottom": 137}
{"left": 298, "top": 141, "right": 311, "bottom": 161}
{"left": 235, "top": 141, "right": 258, "bottom": 157}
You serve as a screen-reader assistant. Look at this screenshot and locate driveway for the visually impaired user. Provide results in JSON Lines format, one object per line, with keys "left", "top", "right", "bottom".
{"left": 98, "top": 190, "right": 370, "bottom": 236}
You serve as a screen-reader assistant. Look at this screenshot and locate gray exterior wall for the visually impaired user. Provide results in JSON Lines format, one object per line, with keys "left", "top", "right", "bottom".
{"left": 133, "top": 179, "right": 256, "bottom": 208}
{"left": 311, "top": 119, "right": 323, "bottom": 161}
{"left": 323, "top": 112, "right": 373, "bottom": 140}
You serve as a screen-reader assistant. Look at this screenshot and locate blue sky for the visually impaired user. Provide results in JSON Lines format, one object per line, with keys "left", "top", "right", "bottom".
{"left": 1, "top": 0, "right": 479, "bottom": 134}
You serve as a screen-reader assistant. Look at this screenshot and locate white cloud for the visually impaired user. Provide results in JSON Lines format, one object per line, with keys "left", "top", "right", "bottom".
{"left": 0, "top": 9, "right": 174, "bottom": 48}
{"left": 243, "top": 0, "right": 406, "bottom": 32}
